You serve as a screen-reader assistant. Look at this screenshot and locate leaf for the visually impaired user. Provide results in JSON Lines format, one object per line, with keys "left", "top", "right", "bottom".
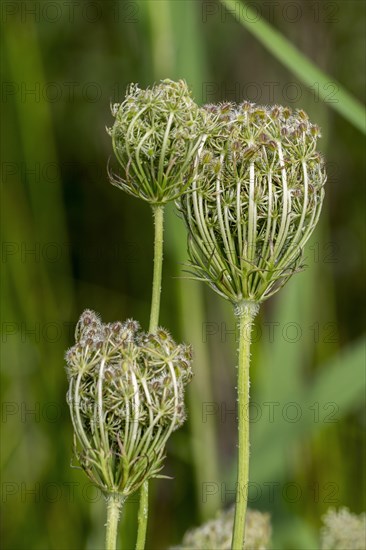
{"left": 308, "top": 337, "right": 366, "bottom": 409}
{"left": 220, "top": 0, "right": 366, "bottom": 133}
{"left": 250, "top": 338, "right": 366, "bottom": 483}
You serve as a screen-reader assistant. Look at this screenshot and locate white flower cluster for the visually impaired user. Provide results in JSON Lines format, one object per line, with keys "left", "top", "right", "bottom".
{"left": 175, "top": 506, "right": 271, "bottom": 550}
{"left": 321, "top": 508, "right": 366, "bottom": 550}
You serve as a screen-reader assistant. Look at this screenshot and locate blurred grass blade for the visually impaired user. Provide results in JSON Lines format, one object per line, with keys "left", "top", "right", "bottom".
{"left": 3, "top": 18, "right": 73, "bottom": 314}
{"left": 165, "top": 205, "right": 221, "bottom": 521}
{"left": 2, "top": 17, "right": 76, "bottom": 550}
{"left": 253, "top": 276, "right": 309, "bottom": 447}
{"left": 250, "top": 337, "right": 365, "bottom": 483}
{"left": 220, "top": 0, "right": 366, "bottom": 133}
{"left": 308, "top": 337, "right": 366, "bottom": 407}
{"left": 169, "top": 0, "right": 221, "bottom": 519}
{"left": 138, "top": 0, "right": 221, "bottom": 522}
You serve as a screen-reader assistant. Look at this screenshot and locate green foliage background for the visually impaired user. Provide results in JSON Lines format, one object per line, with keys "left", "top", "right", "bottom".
{"left": 1, "top": 1, "right": 365, "bottom": 549}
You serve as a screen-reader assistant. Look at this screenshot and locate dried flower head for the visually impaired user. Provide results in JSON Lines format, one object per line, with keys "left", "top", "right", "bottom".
{"left": 108, "top": 79, "right": 206, "bottom": 204}
{"left": 179, "top": 101, "right": 326, "bottom": 304}
{"left": 321, "top": 508, "right": 366, "bottom": 550}
{"left": 174, "top": 506, "right": 271, "bottom": 550}
{"left": 65, "top": 309, "right": 192, "bottom": 496}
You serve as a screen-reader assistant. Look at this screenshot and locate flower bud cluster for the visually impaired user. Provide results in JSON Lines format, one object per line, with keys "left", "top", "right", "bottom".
{"left": 321, "top": 508, "right": 366, "bottom": 550}
{"left": 175, "top": 506, "right": 271, "bottom": 550}
{"left": 108, "top": 79, "right": 206, "bottom": 204}
{"left": 179, "top": 101, "right": 326, "bottom": 304}
{"left": 65, "top": 309, "right": 192, "bottom": 496}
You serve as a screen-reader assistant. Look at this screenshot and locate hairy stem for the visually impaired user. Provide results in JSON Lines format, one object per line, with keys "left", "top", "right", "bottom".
{"left": 136, "top": 204, "right": 165, "bottom": 550}
{"left": 106, "top": 493, "right": 124, "bottom": 550}
{"left": 149, "top": 205, "right": 164, "bottom": 333}
{"left": 231, "top": 301, "right": 259, "bottom": 550}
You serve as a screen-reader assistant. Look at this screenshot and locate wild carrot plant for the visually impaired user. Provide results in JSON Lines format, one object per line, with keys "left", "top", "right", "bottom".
{"left": 66, "top": 81, "right": 326, "bottom": 550}
{"left": 179, "top": 101, "right": 326, "bottom": 549}
{"left": 107, "top": 79, "right": 204, "bottom": 548}
{"left": 66, "top": 80, "right": 202, "bottom": 550}
{"left": 65, "top": 311, "right": 192, "bottom": 549}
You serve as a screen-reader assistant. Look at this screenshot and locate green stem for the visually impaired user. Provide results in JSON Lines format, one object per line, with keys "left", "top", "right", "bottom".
{"left": 135, "top": 482, "right": 149, "bottom": 550}
{"left": 106, "top": 493, "right": 124, "bottom": 550}
{"left": 149, "top": 205, "right": 164, "bottom": 333}
{"left": 136, "top": 204, "right": 165, "bottom": 550}
{"left": 231, "top": 301, "right": 259, "bottom": 550}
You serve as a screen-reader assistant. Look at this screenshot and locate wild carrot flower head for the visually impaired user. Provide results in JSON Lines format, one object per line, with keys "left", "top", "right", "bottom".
{"left": 176, "top": 506, "right": 272, "bottom": 550}
{"left": 108, "top": 79, "right": 205, "bottom": 205}
{"left": 65, "top": 309, "right": 192, "bottom": 496}
{"left": 321, "top": 508, "right": 366, "bottom": 550}
{"left": 179, "top": 101, "right": 326, "bottom": 305}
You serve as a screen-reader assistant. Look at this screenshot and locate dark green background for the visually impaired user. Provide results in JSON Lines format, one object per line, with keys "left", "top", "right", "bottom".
{"left": 1, "top": 1, "right": 365, "bottom": 549}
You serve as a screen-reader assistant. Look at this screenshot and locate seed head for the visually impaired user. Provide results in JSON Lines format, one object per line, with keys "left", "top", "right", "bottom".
{"left": 108, "top": 79, "right": 206, "bottom": 205}
{"left": 178, "top": 101, "right": 326, "bottom": 304}
{"left": 65, "top": 310, "right": 192, "bottom": 496}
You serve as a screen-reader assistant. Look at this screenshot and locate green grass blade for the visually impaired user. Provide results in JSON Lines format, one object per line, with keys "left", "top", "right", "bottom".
{"left": 308, "top": 337, "right": 366, "bottom": 408}
{"left": 220, "top": 0, "right": 366, "bottom": 133}
{"left": 138, "top": 0, "right": 221, "bottom": 523}
{"left": 250, "top": 337, "right": 365, "bottom": 483}
{"left": 165, "top": 205, "right": 221, "bottom": 521}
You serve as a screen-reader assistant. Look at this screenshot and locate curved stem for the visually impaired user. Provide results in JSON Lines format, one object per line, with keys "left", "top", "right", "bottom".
{"left": 106, "top": 493, "right": 125, "bottom": 550}
{"left": 231, "top": 301, "right": 259, "bottom": 550}
{"left": 136, "top": 204, "right": 165, "bottom": 550}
